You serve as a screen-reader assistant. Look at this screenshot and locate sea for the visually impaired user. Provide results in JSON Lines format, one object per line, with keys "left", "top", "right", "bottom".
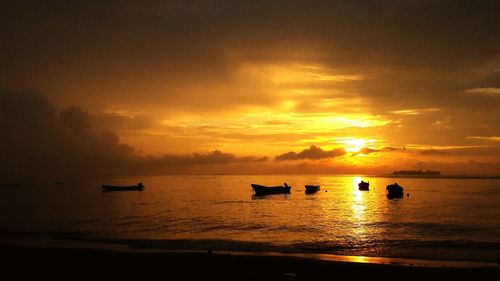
{"left": 0, "top": 175, "right": 499, "bottom": 263}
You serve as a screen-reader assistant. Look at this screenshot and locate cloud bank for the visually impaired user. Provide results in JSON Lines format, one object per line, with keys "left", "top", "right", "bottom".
{"left": 0, "top": 90, "right": 266, "bottom": 177}
{"left": 275, "top": 145, "right": 346, "bottom": 161}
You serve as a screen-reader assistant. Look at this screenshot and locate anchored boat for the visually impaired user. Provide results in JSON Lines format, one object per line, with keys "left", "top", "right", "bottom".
{"left": 251, "top": 183, "right": 291, "bottom": 196}
{"left": 386, "top": 183, "right": 404, "bottom": 198}
{"left": 305, "top": 185, "right": 320, "bottom": 193}
{"left": 102, "top": 183, "right": 145, "bottom": 192}
{"left": 358, "top": 180, "right": 369, "bottom": 191}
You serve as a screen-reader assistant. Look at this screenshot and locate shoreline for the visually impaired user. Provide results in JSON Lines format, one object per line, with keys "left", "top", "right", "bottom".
{"left": 1, "top": 232, "right": 498, "bottom": 265}
{"left": 1, "top": 243, "right": 498, "bottom": 279}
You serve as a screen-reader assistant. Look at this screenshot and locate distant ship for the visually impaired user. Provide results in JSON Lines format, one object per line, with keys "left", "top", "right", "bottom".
{"left": 392, "top": 169, "right": 440, "bottom": 176}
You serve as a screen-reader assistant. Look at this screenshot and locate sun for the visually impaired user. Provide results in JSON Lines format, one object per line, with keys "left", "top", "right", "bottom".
{"left": 344, "top": 139, "right": 366, "bottom": 152}
{"left": 334, "top": 137, "right": 375, "bottom": 153}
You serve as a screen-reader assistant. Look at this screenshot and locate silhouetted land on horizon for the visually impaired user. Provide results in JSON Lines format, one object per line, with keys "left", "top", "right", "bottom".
{"left": 377, "top": 174, "right": 500, "bottom": 180}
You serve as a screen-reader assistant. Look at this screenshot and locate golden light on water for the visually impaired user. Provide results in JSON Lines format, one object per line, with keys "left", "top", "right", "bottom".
{"left": 349, "top": 256, "right": 370, "bottom": 263}
{"left": 352, "top": 176, "right": 363, "bottom": 189}
{"left": 351, "top": 176, "right": 369, "bottom": 238}
{"left": 3, "top": 4, "right": 500, "bottom": 273}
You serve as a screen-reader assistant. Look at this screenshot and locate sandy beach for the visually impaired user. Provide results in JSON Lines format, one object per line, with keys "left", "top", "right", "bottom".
{"left": 1, "top": 243, "right": 497, "bottom": 280}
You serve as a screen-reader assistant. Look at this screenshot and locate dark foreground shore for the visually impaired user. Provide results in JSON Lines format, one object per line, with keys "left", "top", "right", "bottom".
{"left": 1, "top": 244, "right": 498, "bottom": 280}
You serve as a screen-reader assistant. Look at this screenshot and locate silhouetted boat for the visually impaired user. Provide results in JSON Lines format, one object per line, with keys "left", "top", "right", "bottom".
{"left": 251, "top": 183, "right": 291, "bottom": 196}
{"left": 305, "top": 185, "right": 320, "bottom": 193}
{"left": 386, "top": 183, "right": 404, "bottom": 198}
{"left": 358, "top": 180, "right": 369, "bottom": 191}
{"left": 102, "top": 183, "right": 145, "bottom": 192}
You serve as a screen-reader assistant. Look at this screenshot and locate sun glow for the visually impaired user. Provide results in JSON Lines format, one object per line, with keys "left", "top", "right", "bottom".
{"left": 335, "top": 138, "right": 374, "bottom": 153}
{"left": 345, "top": 139, "right": 366, "bottom": 152}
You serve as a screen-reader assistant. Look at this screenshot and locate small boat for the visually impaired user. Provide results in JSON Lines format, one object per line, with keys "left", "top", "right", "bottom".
{"left": 102, "top": 183, "right": 145, "bottom": 192}
{"left": 358, "top": 180, "right": 369, "bottom": 191}
{"left": 251, "top": 183, "right": 291, "bottom": 196}
{"left": 386, "top": 183, "right": 404, "bottom": 198}
{"left": 305, "top": 185, "right": 320, "bottom": 193}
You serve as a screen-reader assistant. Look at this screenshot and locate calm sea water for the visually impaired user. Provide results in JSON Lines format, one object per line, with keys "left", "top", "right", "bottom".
{"left": 0, "top": 175, "right": 499, "bottom": 262}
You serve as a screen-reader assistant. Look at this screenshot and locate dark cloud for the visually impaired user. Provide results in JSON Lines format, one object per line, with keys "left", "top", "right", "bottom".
{"left": 148, "top": 151, "right": 267, "bottom": 166}
{"left": 275, "top": 145, "right": 345, "bottom": 161}
{"left": 2, "top": 0, "right": 500, "bottom": 113}
{"left": 91, "top": 112, "right": 154, "bottom": 131}
{"left": 350, "top": 145, "right": 500, "bottom": 157}
{"left": 417, "top": 148, "right": 448, "bottom": 155}
{"left": 0, "top": 90, "right": 267, "bottom": 177}
{"left": 60, "top": 107, "right": 92, "bottom": 135}
{"left": 352, "top": 146, "right": 404, "bottom": 156}
{"left": 414, "top": 146, "right": 500, "bottom": 157}
{"left": 352, "top": 147, "right": 381, "bottom": 156}
{"left": 0, "top": 90, "right": 136, "bottom": 176}
{"left": 1, "top": 1, "right": 500, "bottom": 175}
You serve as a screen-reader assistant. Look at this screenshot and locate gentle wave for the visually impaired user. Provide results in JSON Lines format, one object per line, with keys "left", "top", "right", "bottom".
{"left": 1, "top": 175, "right": 499, "bottom": 263}
{"left": 2, "top": 230, "right": 498, "bottom": 262}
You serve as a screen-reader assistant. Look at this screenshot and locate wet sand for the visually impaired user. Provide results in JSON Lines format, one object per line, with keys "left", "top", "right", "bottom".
{"left": 1, "top": 244, "right": 498, "bottom": 280}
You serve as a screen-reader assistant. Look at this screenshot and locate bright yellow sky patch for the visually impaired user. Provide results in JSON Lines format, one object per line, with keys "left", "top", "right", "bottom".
{"left": 252, "top": 63, "right": 364, "bottom": 85}
{"left": 334, "top": 138, "right": 376, "bottom": 153}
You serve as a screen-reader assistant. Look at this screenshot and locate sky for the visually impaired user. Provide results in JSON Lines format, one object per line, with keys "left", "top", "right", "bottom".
{"left": 1, "top": 0, "right": 500, "bottom": 176}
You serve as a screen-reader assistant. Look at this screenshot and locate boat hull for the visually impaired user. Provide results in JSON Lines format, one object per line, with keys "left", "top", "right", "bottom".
{"left": 358, "top": 182, "right": 369, "bottom": 191}
{"left": 251, "top": 184, "right": 291, "bottom": 196}
{"left": 386, "top": 184, "right": 404, "bottom": 198}
{"left": 305, "top": 185, "right": 320, "bottom": 193}
{"left": 102, "top": 185, "right": 144, "bottom": 192}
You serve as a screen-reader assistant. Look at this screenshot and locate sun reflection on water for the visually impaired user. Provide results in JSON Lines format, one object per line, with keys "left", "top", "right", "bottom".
{"left": 352, "top": 176, "right": 363, "bottom": 189}
{"left": 351, "top": 176, "right": 368, "bottom": 237}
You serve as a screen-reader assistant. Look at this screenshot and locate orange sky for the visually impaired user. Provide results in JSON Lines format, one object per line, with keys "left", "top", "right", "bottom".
{"left": 1, "top": 1, "right": 500, "bottom": 176}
